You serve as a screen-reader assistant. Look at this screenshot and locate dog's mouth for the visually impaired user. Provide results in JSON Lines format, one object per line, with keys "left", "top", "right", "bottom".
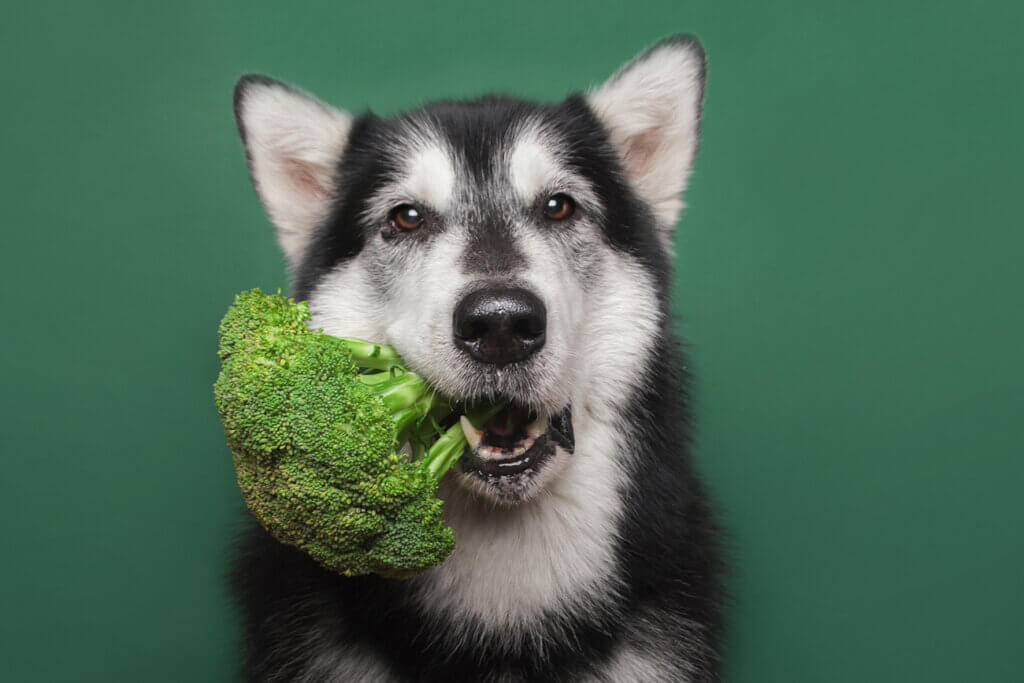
{"left": 456, "top": 403, "right": 573, "bottom": 483}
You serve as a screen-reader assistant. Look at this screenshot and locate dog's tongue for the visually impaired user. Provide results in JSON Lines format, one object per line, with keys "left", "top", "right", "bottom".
{"left": 485, "top": 405, "right": 531, "bottom": 436}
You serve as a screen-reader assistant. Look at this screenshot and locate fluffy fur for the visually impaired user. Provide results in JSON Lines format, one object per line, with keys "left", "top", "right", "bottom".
{"left": 231, "top": 35, "right": 723, "bottom": 682}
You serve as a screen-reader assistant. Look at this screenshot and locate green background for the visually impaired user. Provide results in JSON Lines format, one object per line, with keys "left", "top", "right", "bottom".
{"left": 3, "top": 1, "right": 1022, "bottom": 680}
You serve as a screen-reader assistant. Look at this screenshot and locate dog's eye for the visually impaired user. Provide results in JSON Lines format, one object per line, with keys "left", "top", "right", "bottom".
{"left": 542, "top": 194, "right": 575, "bottom": 221}
{"left": 389, "top": 204, "right": 424, "bottom": 231}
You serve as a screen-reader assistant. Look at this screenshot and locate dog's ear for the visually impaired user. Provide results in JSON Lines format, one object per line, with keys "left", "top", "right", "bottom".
{"left": 587, "top": 36, "right": 706, "bottom": 249}
{"left": 234, "top": 75, "right": 353, "bottom": 270}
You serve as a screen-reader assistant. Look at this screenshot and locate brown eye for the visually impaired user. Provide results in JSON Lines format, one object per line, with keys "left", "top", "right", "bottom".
{"left": 390, "top": 204, "right": 424, "bottom": 231}
{"left": 543, "top": 194, "right": 575, "bottom": 221}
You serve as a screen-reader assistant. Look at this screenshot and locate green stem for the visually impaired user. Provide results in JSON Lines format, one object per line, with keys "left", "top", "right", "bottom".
{"left": 337, "top": 338, "right": 403, "bottom": 371}
{"left": 393, "top": 391, "right": 441, "bottom": 444}
{"left": 354, "top": 370, "right": 400, "bottom": 387}
{"left": 365, "top": 372, "right": 429, "bottom": 413}
{"left": 392, "top": 405, "right": 426, "bottom": 439}
{"left": 395, "top": 393, "right": 457, "bottom": 458}
{"left": 422, "top": 422, "right": 468, "bottom": 480}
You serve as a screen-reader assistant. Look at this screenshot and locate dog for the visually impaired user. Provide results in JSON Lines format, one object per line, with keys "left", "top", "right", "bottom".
{"left": 230, "top": 35, "right": 723, "bottom": 682}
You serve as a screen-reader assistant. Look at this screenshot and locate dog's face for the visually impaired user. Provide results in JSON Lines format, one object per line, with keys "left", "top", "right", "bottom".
{"left": 234, "top": 38, "right": 705, "bottom": 505}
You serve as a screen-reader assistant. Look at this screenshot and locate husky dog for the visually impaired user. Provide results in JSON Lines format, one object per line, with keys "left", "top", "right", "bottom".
{"left": 231, "top": 35, "right": 722, "bottom": 682}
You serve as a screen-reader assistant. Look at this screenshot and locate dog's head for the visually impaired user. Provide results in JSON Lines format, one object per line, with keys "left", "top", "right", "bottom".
{"left": 234, "top": 37, "right": 705, "bottom": 505}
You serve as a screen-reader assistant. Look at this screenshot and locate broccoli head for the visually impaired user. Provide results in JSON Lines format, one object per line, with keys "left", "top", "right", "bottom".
{"left": 214, "top": 289, "right": 470, "bottom": 578}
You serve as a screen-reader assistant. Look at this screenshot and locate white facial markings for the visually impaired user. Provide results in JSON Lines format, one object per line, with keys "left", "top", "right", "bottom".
{"left": 358, "top": 131, "right": 458, "bottom": 230}
{"left": 509, "top": 138, "right": 560, "bottom": 204}
{"left": 511, "top": 227, "right": 586, "bottom": 410}
{"left": 379, "top": 227, "right": 472, "bottom": 390}
{"left": 404, "top": 145, "right": 455, "bottom": 213}
{"left": 307, "top": 259, "right": 388, "bottom": 342}
{"left": 505, "top": 121, "right": 603, "bottom": 218}
{"left": 577, "top": 250, "right": 662, "bottom": 419}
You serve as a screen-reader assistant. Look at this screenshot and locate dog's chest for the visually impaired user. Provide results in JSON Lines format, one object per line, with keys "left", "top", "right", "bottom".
{"left": 409, "top": 415, "right": 628, "bottom": 637}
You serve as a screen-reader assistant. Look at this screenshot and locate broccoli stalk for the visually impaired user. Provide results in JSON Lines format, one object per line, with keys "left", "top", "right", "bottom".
{"left": 214, "top": 289, "right": 475, "bottom": 578}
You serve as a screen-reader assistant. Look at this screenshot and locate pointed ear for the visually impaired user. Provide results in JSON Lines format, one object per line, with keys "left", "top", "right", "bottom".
{"left": 233, "top": 75, "right": 353, "bottom": 270}
{"left": 587, "top": 36, "right": 706, "bottom": 249}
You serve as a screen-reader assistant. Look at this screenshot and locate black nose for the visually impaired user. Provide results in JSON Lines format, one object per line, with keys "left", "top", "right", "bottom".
{"left": 453, "top": 287, "right": 547, "bottom": 366}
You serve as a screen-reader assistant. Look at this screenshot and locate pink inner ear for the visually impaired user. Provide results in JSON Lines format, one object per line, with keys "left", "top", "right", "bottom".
{"left": 622, "top": 127, "right": 663, "bottom": 180}
{"left": 284, "top": 158, "right": 331, "bottom": 200}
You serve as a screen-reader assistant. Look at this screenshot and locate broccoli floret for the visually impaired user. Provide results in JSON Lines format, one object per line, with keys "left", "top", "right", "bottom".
{"left": 214, "top": 289, "right": 470, "bottom": 578}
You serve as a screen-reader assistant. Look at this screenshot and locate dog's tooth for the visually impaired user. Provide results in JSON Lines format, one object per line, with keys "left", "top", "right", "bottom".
{"left": 460, "top": 416, "right": 483, "bottom": 451}
{"left": 526, "top": 415, "right": 547, "bottom": 438}
{"left": 513, "top": 447, "right": 525, "bottom": 457}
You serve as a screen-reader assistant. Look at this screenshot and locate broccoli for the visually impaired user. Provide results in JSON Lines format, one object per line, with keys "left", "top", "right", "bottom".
{"left": 213, "top": 288, "right": 474, "bottom": 578}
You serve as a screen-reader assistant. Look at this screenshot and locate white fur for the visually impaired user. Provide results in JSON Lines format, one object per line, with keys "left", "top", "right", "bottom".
{"left": 506, "top": 120, "right": 603, "bottom": 214}
{"left": 235, "top": 79, "right": 353, "bottom": 269}
{"left": 575, "top": 254, "right": 663, "bottom": 416}
{"left": 405, "top": 146, "right": 455, "bottom": 212}
{"left": 512, "top": 225, "right": 586, "bottom": 411}
{"left": 307, "top": 259, "right": 385, "bottom": 340}
{"left": 509, "top": 137, "right": 560, "bottom": 203}
{"left": 381, "top": 229, "right": 479, "bottom": 383}
{"left": 420, "top": 413, "right": 622, "bottom": 651}
{"left": 587, "top": 39, "right": 704, "bottom": 250}
{"left": 360, "top": 135, "right": 459, "bottom": 225}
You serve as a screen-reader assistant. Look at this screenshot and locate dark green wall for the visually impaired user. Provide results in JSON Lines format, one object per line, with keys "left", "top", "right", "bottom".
{"left": 3, "top": 1, "right": 1021, "bottom": 680}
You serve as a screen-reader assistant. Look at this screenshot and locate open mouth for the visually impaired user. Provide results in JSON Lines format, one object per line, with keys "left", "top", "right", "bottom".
{"left": 458, "top": 404, "right": 574, "bottom": 480}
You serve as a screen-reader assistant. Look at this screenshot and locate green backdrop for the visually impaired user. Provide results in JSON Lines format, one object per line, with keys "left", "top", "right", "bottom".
{"left": 3, "top": 1, "right": 1022, "bottom": 680}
